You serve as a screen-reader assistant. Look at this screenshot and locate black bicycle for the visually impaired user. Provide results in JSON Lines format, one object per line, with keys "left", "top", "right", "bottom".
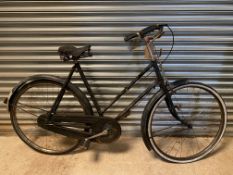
{"left": 6, "top": 24, "right": 227, "bottom": 163}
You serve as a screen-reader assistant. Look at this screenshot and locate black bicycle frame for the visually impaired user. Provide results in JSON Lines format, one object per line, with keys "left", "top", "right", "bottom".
{"left": 48, "top": 58, "right": 170, "bottom": 121}
{"left": 48, "top": 32, "right": 183, "bottom": 123}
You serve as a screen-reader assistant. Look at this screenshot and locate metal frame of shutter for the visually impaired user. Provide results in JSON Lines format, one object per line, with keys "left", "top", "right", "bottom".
{"left": 0, "top": 0, "right": 232, "bottom": 135}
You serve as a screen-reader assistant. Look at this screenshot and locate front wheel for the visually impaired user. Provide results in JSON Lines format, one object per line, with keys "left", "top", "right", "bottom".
{"left": 145, "top": 82, "right": 227, "bottom": 163}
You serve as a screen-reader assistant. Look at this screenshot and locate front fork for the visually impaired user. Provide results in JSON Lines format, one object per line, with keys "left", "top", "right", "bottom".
{"left": 145, "top": 37, "right": 191, "bottom": 128}
{"left": 150, "top": 59, "right": 192, "bottom": 128}
{"left": 165, "top": 92, "right": 192, "bottom": 129}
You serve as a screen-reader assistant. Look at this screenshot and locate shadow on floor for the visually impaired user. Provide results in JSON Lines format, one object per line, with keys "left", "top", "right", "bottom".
{"left": 88, "top": 139, "right": 131, "bottom": 162}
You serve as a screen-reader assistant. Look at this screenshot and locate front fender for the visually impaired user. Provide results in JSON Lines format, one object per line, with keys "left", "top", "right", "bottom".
{"left": 6, "top": 74, "right": 93, "bottom": 115}
{"left": 141, "top": 79, "right": 189, "bottom": 150}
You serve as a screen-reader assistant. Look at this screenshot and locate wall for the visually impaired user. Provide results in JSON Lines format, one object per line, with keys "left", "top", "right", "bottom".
{"left": 0, "top": 0, "right": 232, "bottom": 135}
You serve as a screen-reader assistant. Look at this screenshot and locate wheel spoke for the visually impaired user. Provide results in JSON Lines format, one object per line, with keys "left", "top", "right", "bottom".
{"left": 150, "top": 125, "right": 188, "bottom": 138}
{"left": 180, "top": 136, "right": 184, "bottom": 158}
{"left": 17, "top": 101, "right": 49, "bottom": 113}
{"left": 16, "top": 105, "right": 40, "bottom": 118}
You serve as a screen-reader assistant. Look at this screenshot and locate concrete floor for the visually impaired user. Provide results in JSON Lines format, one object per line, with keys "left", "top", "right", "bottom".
{"left": 0, "top": 136, "right": 232, "bottom": 175}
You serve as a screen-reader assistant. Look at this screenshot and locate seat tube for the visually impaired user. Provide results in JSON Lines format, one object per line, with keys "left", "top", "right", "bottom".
{"left": 48, "top": 64, "right": 76, "bottom": 120}
{"left": 76, "top": 63, "right": 103, "bottom": 116}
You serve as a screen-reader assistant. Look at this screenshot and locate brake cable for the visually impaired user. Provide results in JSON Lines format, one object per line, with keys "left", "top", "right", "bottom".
{"left": 161, "top": 24, "right": 174, "bottom": 64}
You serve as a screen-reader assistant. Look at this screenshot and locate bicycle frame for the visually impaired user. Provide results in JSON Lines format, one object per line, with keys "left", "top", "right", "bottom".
{"left": 79, "top": 61, "right": 160, "bottom": 120}
{"left": 48, "top": 38, "right": 177, "bottom": 122}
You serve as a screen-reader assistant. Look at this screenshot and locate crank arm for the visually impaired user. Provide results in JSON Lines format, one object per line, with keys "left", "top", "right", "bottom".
{"left": 79, "top": 129, "right": 109, "bottom": 150}
{"left": 85, "top": 129, "right": 108, "bottom": 140}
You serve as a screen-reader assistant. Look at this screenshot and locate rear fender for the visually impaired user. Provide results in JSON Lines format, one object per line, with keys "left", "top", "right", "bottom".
{"left": 6, "top": 74, "right": 93, "bottom": 115}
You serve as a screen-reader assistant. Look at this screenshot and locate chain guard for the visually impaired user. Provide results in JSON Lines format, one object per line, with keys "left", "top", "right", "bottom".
{"left": 37, "top": 114, "right": 121, "bottom": 143}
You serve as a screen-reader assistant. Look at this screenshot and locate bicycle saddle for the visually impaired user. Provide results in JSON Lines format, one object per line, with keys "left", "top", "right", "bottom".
{"left": 58, "top": 45, "right": 92, "bottom": 61}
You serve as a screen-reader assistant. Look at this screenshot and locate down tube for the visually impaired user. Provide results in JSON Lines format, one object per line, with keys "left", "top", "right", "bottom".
{"left": 101, "top": 62, "right": 154, "bottom": 115}
{"left": 115, "top": 82, "right": 157, "bottom": 121}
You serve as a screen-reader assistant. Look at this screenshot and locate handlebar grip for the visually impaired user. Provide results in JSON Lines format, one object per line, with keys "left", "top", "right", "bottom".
{"left": 139, "top": 24, "right": 161, "bottom": 38}
{"left": 124, "top": 33, "right": 139, "bottom": 42}
{"left": 124, "top": 24, "right": 167, "bottom": 42}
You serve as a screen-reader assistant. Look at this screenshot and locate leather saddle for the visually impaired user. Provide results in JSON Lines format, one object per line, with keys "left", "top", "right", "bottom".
{"left": 58, "top": 45, "right": 92, "bottom": 61}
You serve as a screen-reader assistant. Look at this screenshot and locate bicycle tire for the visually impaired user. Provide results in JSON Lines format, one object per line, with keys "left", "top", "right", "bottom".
{"left": 144, "top": 82, "right": 227, "bottom": 163}
{"left": 10, "top": 78, "right": 92, "bottom": 154}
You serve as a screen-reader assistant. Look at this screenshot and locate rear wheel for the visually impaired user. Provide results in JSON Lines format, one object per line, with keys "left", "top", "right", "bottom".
{"left": 10, "top": 79, "right": 92, "bottom": 154}
{"left": 146, "top": 82, "right": 227, "bottom": 163}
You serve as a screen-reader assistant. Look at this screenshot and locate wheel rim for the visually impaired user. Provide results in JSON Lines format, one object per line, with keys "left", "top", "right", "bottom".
{"left": 11, "top": 81, "right": 86, "bottom": 154}
{"left": 148, "top": 83, "right": 226, "bottom": 162}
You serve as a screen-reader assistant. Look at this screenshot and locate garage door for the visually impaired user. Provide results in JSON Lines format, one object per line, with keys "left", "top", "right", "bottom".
{"left": 0, "top": 0, "right": 232, "bottom": 135}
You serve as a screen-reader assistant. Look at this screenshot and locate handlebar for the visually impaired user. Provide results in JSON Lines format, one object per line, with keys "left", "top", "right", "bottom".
{"left": 124, "top": 33, "right": 139, "bottom": 42}
{"left": 124, "top": 24, "right": 167, "bottom": 42}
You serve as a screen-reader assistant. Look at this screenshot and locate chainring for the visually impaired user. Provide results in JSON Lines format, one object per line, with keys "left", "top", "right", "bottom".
{"left": 93, "top": 120, "right": 121, "bottom": 143}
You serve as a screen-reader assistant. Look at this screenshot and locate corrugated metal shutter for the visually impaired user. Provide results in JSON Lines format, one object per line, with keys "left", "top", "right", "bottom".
{"left": 0, "top": 0, "right": 232, "bottom": 135}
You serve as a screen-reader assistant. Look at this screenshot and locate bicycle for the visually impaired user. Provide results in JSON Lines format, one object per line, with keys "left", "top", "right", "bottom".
{"left": 5, "top": 24, "right": 227, "bottom": 163}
